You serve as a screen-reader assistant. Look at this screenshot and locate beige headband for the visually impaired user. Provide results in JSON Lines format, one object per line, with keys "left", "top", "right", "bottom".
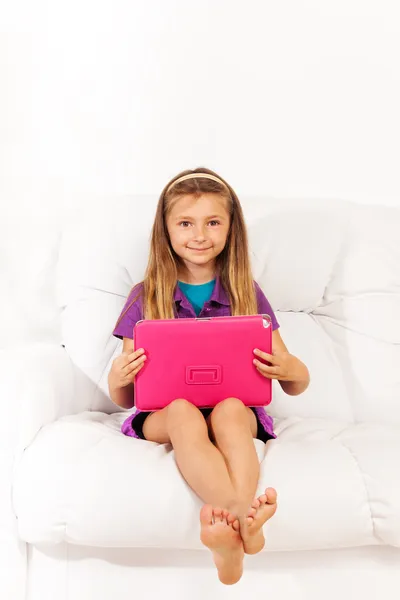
{"left": 166, "top": 173, "right": 230, "bottom": 195}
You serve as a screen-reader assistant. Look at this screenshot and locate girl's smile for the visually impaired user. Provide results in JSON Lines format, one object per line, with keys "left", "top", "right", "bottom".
{"left": 188, "top": 246, "right": 212, "bottom": 252}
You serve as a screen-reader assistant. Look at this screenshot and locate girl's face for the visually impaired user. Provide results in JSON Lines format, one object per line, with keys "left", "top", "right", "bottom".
{"left": 166, "top": 193, "right": 231, "bottom": 273}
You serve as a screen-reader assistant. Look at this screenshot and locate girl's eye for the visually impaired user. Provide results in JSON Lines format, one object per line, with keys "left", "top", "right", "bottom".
{"left": 178, "top": 220, "right": 220, "bottom": 227}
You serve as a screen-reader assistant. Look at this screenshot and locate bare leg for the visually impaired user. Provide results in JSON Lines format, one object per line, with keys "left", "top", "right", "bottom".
{"left": 142, "top": 399, "right": 244, "bottom": 584}
{"left": 207, "top": 398, "right": 260, "bottom": 522}
{"left": 207, "top": 398, "right": 278, "bottom": 554}
{"left": 143, "top": 399, "right": 238, "bottom": 511}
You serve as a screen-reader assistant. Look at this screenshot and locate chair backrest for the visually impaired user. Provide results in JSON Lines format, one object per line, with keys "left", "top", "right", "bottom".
{"left": 57, "top": 195, "right": 400, "bottom": 427}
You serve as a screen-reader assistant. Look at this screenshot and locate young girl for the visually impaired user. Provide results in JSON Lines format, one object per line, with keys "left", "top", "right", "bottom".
{"left": 108, "top": 168, "right": 310, "bottom": 585}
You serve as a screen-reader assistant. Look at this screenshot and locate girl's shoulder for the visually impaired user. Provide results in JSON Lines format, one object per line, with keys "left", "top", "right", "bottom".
{"left": 113, "top": 282, "right": 144, "bottom": 340}
{"left": 126, "top": 281, "right": 145, "bottom": 303}
{"left": 253, "top": 280, "right": 268, "bottom": 301}
{"left": 253, "top": 280, "right": 263, "bottom": 292}
{"left": 253, "top": 280, "right": 280, "bottom": 331}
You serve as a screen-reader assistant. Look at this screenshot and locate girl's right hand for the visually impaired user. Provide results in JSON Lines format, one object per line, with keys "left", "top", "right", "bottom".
{"left": 109, "top": 348, "right": 147, "bottom": 390}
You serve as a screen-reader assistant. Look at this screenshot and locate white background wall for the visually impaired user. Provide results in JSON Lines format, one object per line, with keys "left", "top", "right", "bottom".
{"left": 1, "top": 0, "right": 400, "bottom": 223}
{"left": 1, "top": 1, "right": 400, "bottom": 347}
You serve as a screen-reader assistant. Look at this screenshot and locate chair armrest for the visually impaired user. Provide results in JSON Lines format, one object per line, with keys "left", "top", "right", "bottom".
{"left": 0, "top": 349, "right": 29, "bottom": 600}
{"left": 0, "top": 343, "right": 77, "bottom": 600}
{"left": 2, "top": 343, "right": 81, "bottom": 457}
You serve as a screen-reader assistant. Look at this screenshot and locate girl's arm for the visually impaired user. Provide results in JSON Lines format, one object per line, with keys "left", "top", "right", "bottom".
{"left": 254, "top": 329, "right": 310, "bottom": 396}
{"left": 108, "top": 337, "right": 140, "bottom": 409}
{"left": 279, "top": 368, "right": 310, "bottom": 396}
{"left": 109, "top": 382, "right": 135, "bottom": 409}
{"left": 273, "top": 329, "right": 310, "bottom": 395}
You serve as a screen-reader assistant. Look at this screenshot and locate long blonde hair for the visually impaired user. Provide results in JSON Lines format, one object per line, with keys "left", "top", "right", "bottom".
{"left": 115, "top": 167, "right": 258, "bottom": 326}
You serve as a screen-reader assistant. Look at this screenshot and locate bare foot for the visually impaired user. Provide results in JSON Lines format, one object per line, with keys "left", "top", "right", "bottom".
{"left": 231, "top": 487, "right": 278, "bottom": 555}
{"left": 200, "top": 505, "right": 244, "bottom": 585}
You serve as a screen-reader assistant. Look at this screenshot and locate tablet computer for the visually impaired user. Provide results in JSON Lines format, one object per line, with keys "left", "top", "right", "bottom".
{"left": 133, "top": 314, "right": 272, "bottom": 411}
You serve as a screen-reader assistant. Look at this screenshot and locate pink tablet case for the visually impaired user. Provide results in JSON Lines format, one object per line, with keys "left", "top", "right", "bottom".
{"left": 134, "top": 314, "right": 272, "bottom": 411}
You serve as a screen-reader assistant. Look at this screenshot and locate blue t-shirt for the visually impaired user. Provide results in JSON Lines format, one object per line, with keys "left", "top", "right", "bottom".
{"left": 178, "top": 279, "right": 216, "bottom": 316}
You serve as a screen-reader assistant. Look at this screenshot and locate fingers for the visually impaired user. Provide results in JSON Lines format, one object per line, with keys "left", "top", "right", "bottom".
{"left": 129, "top": 361, "right": 146, "bottom": 378}
{"left": 111, "top": 348, "right": 147, "bottom": 383}
{"left": 120, "top": 348, "right": 145, "bottom": 367}
{"left": 122, "top": 352, "right": 147, "bottom": 375}
{"left": 253, "top": 359, "right": 277, "bottom": 374}
{"left": 254, "top": 361, "right": 280, "bottom": 380}
{"left": 116, "top": 359, "right": 145, "bottom": 387}
{"left": 256, "top": 369, "right": 279, "bottom": 380}
{"left": 109, "top": 347, "right": 149, "bottom": 391}
{"left": 253, "top": 348, "right": 276, "bottom": 364}
{"left": 128, "top": 348, "right": 146, "bottom": 361}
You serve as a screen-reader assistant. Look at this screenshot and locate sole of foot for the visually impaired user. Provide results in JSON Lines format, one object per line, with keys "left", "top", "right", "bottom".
{"left": 229, "top": 487, "right": 278, "bottom": 555}
{"left": 200, "top": 505, "right": 244, "bottom": 585}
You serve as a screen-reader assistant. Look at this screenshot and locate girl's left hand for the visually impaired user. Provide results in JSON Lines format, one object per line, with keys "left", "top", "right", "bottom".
{"left": 253, "top": 348, "right": 305, "bottom": 382}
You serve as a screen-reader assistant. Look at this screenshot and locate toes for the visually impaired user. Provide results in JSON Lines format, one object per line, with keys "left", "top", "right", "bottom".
{"left": 265, "top": 487, "right": 278, "bottom": 504}
{"left": 200, "top": 504, "right": 214, "bottom": 526}
{"left": 246, "top": 517, "right": 253, "bottom": 526}
{"left": 221, "top": 509, "right": 230, "bottom": 523}
{"left": 252, "top": 498, "right": 261, "bottom": 509}
{"left": 248, "top": 507, "right": 257, "bottom": 518}
{"left": 226, "top": 512, "right": 236, "bottom": 525}
{"left": 258, "top": 494, "right": 268, "bottom": 505}
{"left": 213, "top": 507, "right": 223, "bottom": 522}
{"left": 232, "top": 519, "right": 240, "bottom": 532}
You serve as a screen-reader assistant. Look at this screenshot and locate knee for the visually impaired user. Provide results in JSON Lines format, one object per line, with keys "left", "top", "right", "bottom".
{"left": 167, "top": 398, "right": 202, "bottom": 428}
{"left": 211, "top": 397, "right": 246, "bottom": 423}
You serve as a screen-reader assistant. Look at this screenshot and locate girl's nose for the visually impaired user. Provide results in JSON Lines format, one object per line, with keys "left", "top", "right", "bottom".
{"left": 193, "top": 227, "right": 206, "bottom": 241}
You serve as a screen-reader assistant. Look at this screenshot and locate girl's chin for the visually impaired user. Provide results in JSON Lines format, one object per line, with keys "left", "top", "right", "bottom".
{"left": 181, "top": 255, "right": 216, "bottom": 267}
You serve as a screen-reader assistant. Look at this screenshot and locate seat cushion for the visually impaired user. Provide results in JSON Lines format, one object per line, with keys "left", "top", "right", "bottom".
{"left": 13, "top": 411, "right": 400, "bottom": 551}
